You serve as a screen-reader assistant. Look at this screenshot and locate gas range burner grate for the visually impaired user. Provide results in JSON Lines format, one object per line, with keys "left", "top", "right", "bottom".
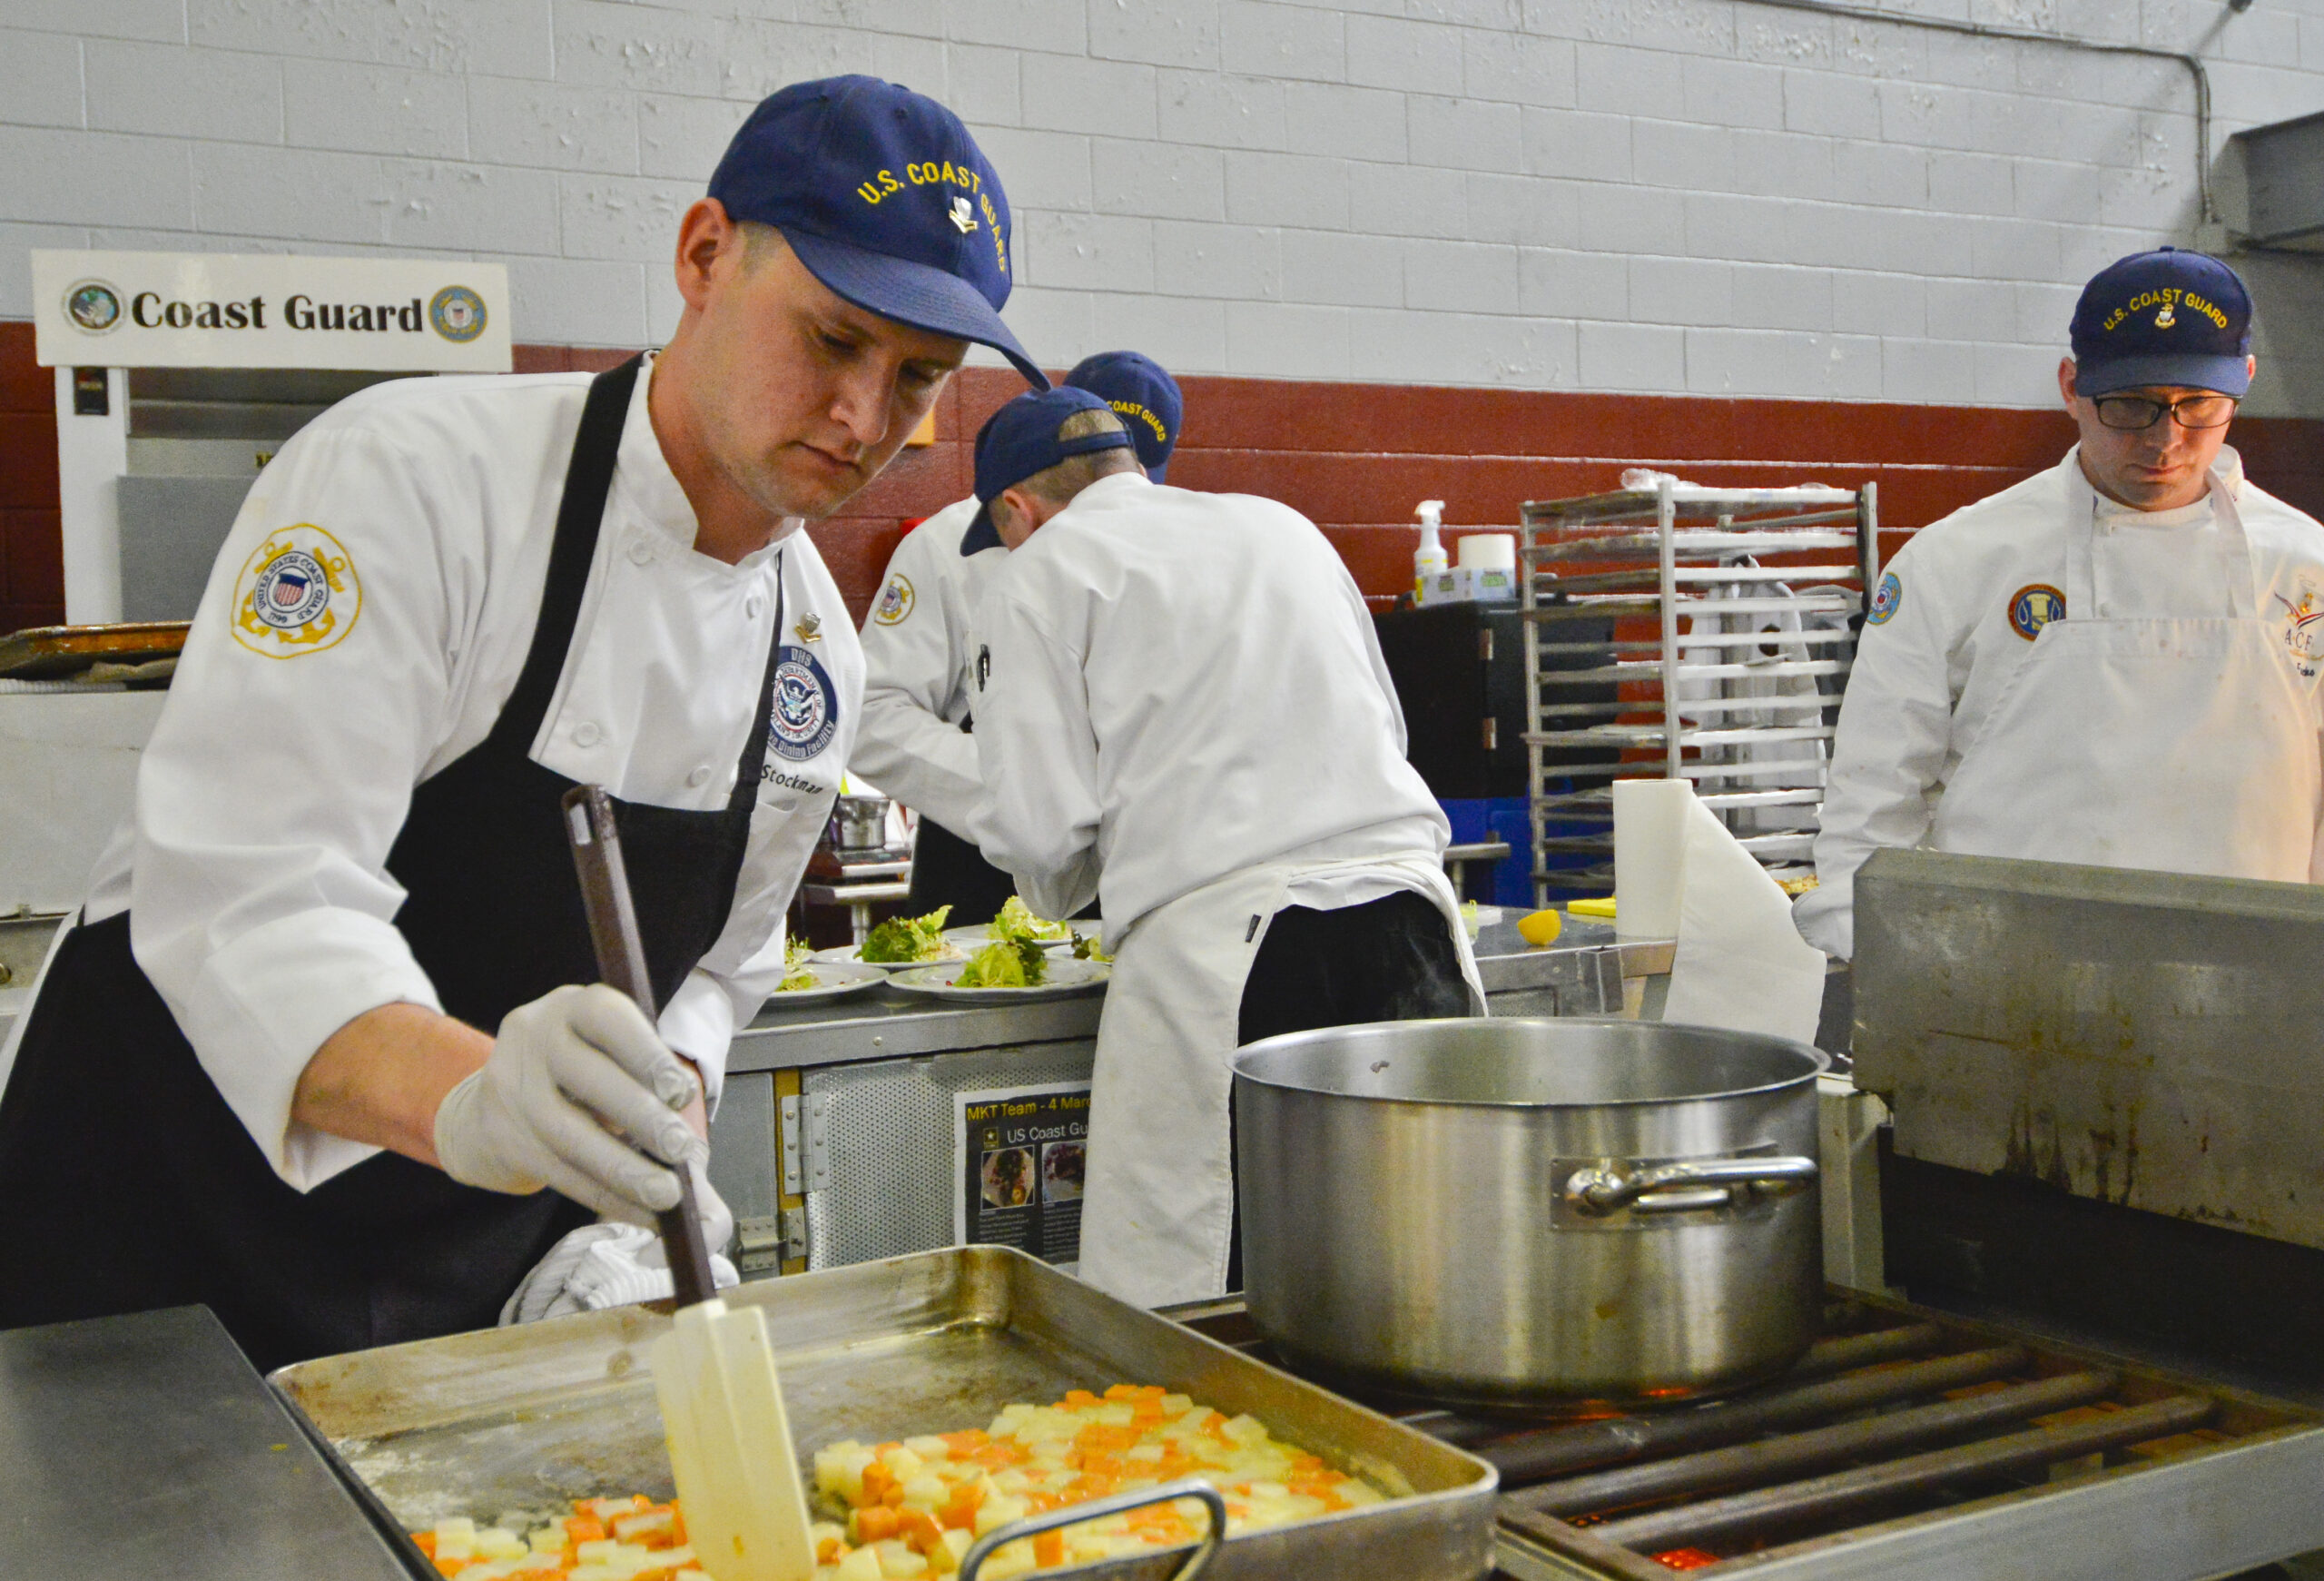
{"left": 1173, "top": 1290, "right": 2324, "bottom": 1580}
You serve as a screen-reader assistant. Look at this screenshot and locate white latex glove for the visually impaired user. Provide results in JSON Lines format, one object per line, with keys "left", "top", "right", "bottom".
{"left": 434, "top": 983, "right": 705, "bottom": 1222}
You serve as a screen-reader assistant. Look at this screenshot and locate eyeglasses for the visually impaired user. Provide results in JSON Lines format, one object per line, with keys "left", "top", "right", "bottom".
{"left": 2093, "top": 393, "right": 2239, "bottom": 430}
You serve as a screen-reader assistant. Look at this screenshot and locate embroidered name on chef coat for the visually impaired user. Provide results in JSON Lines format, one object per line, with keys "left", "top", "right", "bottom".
{"left": 769, "top": 644, "right": 841, "bottom": 761}
{"left": 231, "top": 523, "right": 362, "bottom": 658}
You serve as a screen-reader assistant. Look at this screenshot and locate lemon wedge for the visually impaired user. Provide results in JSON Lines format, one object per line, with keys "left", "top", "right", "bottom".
{"left": 1516, "top": 908, "right": 1563, "bottom": 946}
{"left": 1566, "top": 895, "right": 1617, "bottom": 919}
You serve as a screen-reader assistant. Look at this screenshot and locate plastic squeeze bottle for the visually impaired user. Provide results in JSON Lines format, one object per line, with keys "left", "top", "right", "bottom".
{"left": 1413, "top": 499, "right": 1449, "bottom": 600}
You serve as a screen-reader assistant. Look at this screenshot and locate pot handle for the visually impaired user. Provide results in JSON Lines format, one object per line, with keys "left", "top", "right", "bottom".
{"left": 1564, "top": 1155, "right": 1819, "bottom": 1217}
{"left": 959, "top": 1476, "right": 1228, "bottom": 1581}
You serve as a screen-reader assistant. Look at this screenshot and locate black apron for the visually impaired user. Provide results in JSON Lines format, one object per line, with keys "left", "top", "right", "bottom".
{"left": 0, "top": 357, "right": 785, "bottom": 1372}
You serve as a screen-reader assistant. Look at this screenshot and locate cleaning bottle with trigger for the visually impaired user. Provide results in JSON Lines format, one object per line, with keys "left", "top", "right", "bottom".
{"left": 1413, "top": 499, "right": 1449, "bottom": 603}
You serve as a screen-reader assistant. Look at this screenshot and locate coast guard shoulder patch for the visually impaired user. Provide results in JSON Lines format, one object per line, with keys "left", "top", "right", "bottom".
{"left": 231, "top": 524, "right": 361, "bottom": 658}
{"left": 1866, "top": 570, "right": 1902, "bottom": 626}
{"left": 873, "top": 573, "right": 915, "bottom": 626}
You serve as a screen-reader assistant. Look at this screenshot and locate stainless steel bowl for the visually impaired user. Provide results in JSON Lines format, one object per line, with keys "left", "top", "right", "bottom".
{"left": 829, "top": 795, "right": 890, "bottom": 854}
{"left": 1234, "top": 1017, "right": 1826, "bottom": 1408}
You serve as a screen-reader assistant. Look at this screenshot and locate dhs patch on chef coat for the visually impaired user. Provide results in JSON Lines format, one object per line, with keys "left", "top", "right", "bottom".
{"left": 231, "top": 523, "right": 362, "bottom": 658}
{"left": 769, "top": 644, "right": 841, "bottom": 761}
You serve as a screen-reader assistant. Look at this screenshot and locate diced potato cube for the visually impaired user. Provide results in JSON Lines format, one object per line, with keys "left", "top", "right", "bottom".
{"left": 477, "top": 1527, "right": 529, "bottom": 1560}
{"left": 974, "top": 1495, "right": 1029, "bottom": 1537}
{"left": 833, "top": 1546, "right": 885, "bottom": 1581}
{"left": 874, "top": 1539, "right": 929, "bottom": 1578}
{"left": 901, "top": 1475, "right": 949, "bottom": 1506}
{"left": 902, "top": 1435, "right": 949, "bottom": 1458}
{"left": 881, "top": 1447, "right": 925, "bottom": 1478}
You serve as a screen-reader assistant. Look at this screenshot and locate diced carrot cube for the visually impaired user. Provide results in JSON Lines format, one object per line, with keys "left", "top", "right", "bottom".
{"left": 432, "top": 1559, "right": 468, "bottom": 1578}
{"left": 1033, "top": 1532, "right": 1065, "bottom": 1566}
{"left": 899, "top": 1508, "right": 945, "bottom": 1553}
{"left": 853, "top": 1506, "right": 901, "bottom": 1545}
{"left": 817, "top": 1537, "right": 844, "bottom": 1564}
{"left": 413, "top": 1533, "right": 438, "bottom": 1557}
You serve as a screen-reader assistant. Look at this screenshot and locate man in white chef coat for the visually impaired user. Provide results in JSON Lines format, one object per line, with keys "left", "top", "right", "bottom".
{"left": 853, "top": 351, "right": 1183, "bottom": 925}
{"left": 964, "top": 389, "right": 1485, "bottom": 1308}
{"left": 1797, "top": 249, "right": 2324, "bottom": 959}
{"left": 0, "top": 76, "right": 1043, "bottom": 1368}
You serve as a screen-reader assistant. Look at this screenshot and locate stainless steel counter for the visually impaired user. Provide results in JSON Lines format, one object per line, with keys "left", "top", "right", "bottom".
{"left": 708, "top": 914, "right": 1649, "bottom": 1278}
{"left": 725, "top": 913, "right": 1638, "bottom": 1076}
{"left": 0, "top": 1305, "right": 413, "bottom": 1581}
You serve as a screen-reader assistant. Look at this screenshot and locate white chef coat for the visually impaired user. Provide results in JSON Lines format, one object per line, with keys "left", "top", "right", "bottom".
{"left": 967, "top": 471, "right": 1451, "bottom": 941}
{"left": 849, "top": 496, "right": 1005, "bottom": 834}
{"left": 77, "top": 361, "right": 862, "bottom": 1189}
{"left": 1797, "top": 447, "right": 2324, "bottom": 958}
{"left": 968, "top": 471, "right": 1479, "bottom": 1307}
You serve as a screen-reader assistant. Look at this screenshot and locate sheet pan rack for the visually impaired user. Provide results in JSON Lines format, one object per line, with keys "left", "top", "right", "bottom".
{"left": 1521, "top": 479, "right": 1877, "bottom": 904}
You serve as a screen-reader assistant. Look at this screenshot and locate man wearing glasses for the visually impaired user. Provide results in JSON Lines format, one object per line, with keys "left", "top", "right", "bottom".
{"left": 1797, "top": 249, "right": 2324, "bottom": 959}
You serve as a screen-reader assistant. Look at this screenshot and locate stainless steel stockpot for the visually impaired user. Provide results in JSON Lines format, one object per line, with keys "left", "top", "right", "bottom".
{"left": 1233, "top": 1017, "right": 1827, "bottom": 1408}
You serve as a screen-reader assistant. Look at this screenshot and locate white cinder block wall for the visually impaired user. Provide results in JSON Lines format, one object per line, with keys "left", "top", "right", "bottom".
{"left": 3, "top": 0, "right": 2321, "bottom": 413}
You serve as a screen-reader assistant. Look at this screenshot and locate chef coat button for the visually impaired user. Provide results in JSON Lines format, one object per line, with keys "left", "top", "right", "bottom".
{"left": 687, "top": 765, "right": 712, "bottom": 788}
{"left": 626, "top": 539, "right": 655, "bottom": 566}
{"left": 746, "top": 595, "right": 765, "bottom": 618}
{"left": 573, "top": 720, "right": 603, "bottom": 747}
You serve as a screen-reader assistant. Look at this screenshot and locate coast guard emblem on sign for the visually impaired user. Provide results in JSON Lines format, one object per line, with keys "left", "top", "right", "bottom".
{"left": 231, "top": 524, "right": 360, "bottom": 657}
{"left": 2276, "top": 584, "right": 2324, "bottom": 678}
{"left": 769, "top": 645, "right": 840, "bottom": 762}
{"left": 874, "top": 574, "right": 915, "bottom": 626}
{"left": 2008, "top": 584, "right": 2066, "bottom": 642}
{"left": 1867, "top": 571, "right": 1902, "bottom": 626}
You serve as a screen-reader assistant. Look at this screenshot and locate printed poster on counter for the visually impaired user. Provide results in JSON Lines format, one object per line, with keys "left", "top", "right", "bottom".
{"left": 953, "top": 1082, "right": 1090, "bottom": 1267}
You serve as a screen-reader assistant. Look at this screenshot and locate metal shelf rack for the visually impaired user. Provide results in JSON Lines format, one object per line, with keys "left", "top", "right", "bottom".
{"left": 1520, "top": 479, "right": 1877, "bottom": 904}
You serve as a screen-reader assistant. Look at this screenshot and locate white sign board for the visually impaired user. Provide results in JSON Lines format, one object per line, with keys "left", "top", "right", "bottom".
{"left": 30, "top": 250, "right": 511, "bottom": 371}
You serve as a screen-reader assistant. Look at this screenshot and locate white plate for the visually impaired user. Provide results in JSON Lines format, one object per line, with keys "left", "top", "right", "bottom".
{"left": 762, "top": 962, "right": 888, "bottom": 1003}
{"left": 940, "top": 922, "right": 1089, "bottom": 950}
{"left": 884, "top": 958, "right": 1111, "bottom": 1003}
{"left": 808, "top": 942, "right": 967, "bottom": 970}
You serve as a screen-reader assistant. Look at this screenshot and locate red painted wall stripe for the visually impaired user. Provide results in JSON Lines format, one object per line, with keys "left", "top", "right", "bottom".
{"left": 5, "top": 330, "right": 2319, "bottom": 633}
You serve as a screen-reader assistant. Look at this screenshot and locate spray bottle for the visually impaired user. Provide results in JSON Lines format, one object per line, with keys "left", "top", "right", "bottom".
{"left": 1413, "top": 499, "right": 1449, "bottom": 602}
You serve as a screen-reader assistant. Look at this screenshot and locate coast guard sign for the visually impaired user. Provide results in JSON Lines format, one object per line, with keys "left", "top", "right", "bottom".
{"left": 31, "top": 250, "right": 511, "bottom": 371}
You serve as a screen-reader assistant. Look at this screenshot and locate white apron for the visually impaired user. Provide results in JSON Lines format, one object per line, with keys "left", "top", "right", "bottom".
{"left": 1075, "top": 851, "right": 1486, "bottom": 1309}
{"left": 1928, "top": 468, "right": 2320, "bottom": 878}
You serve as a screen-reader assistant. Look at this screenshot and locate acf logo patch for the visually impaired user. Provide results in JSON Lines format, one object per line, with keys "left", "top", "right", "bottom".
{"left": 2007, "top": 584, "right": 2066, "bottom": 642}
{"left": 232, "top": 524, "right": 360, "bottom": 658}
{"left": 873, "top": 574, "right": 916, "bottom": 627}
{"left": 769, "top": 645, "right": 841, "bottom": 763}
{"left": 2275, "top": 582, "right": 2324, "bottom": 678}
{"left": 1866, "top": 571, "right": 1902, "bottom": 626}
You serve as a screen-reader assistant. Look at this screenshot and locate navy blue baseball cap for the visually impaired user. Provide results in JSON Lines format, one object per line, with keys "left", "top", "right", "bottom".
{"left": 1065, "top": 351, "right": 1182, "bottom": 481}
{"left": 709, "top": 76, "right": 1047, "bottom": 388}
{"left": 961, "top": 388, "right": 1136, "bottom": 550}
{"left": 2069, "top": 247, "right": 2252, "bottom": 399}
